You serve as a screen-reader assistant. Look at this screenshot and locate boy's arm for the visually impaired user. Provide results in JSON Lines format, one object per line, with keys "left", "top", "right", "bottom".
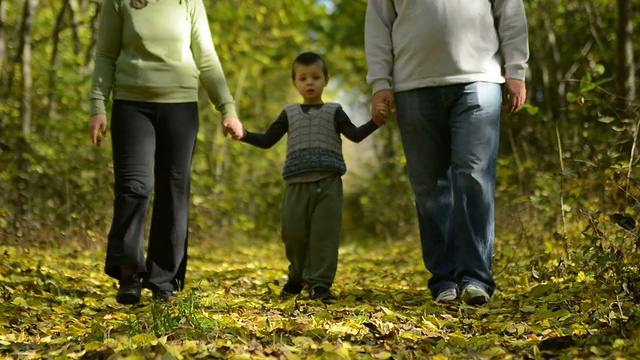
{"left": 335, "top": 107, "right": 379, "bottom": 143}
{"left": 240, "top": 111, "right": 288, "bottom": 149}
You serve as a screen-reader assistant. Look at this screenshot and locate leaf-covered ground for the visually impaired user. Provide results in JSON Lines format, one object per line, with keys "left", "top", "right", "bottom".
{"left": 0, "top": 236, "right": 639, "bottom": 359}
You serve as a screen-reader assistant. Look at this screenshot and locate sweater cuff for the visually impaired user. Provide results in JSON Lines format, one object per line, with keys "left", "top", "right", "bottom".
{"left": 91, "top": 100, "right": 106, "bottom": 116}
{"left": 219, "top": 102, "right": 238, "bottom": 119}
{"left": 371, "top": 79, "right": 392, "bottom": 95}
{"left": 505, "top": 65, "right": 528, "bottom": 82}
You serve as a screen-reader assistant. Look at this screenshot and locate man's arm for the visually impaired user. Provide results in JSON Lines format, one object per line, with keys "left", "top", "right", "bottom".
{"left": 493, "top": 0, "right": 529, "bottom": 114}
{"left": 492, "top": 0, "right": 529, "bottom": 81}
{"left": 365, "top": 0, "right": 396, "bottom": 124}
{"left": 364, "top": 0, "right": 396, "bottom": 95}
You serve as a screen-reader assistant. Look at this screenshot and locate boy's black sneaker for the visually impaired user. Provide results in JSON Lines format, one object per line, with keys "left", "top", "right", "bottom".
{"left": 281, "top": 281, "right": 303, "bottom": 297}
{"left": 116, "top": 275, "right": 141, "bottom": 305}
{"left": 309, "top": 286, "right": 336, "bottom": 301}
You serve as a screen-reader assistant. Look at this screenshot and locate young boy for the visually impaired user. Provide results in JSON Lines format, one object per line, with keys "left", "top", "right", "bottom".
{"left": 239, "top": 52, "right": 387, "bottom": 300}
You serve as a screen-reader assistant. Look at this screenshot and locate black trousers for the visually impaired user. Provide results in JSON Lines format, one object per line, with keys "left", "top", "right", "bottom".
{"left": 105, "top": 100, "right": 199, "bottom": 292}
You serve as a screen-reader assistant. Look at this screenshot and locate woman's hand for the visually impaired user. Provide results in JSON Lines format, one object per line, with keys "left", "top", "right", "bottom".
{"left": 222, "top": 117, "right": 244, "bottom": 140}
{"left": 89, "top": 114, "right": 107, "bottom": 146}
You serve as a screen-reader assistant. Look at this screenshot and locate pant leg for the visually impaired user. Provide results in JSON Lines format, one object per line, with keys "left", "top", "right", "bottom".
{"left": 449, "top": 82, "right": 501, "bottom": 296}
{"left": 105, "top": 100, "right": 156, "bottom": 280}
{"left": 144, "top": 102, "right": 199, "bottom": 292}
{"left": 394, "top": 87, "right": 458, "bottom": 297}
{"left": 281, "top": 183, "right": 311, "bottom": 286}
{"left": 304, "top": 176, "right": 343, "bottom": 290}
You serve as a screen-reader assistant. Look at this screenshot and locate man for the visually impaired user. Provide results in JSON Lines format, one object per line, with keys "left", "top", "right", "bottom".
{"left": 365, "top": 0, "right": 529, "bottom": 305}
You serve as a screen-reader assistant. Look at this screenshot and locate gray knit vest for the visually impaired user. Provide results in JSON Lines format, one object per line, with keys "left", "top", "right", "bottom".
{"left": 281, "top": 103, "right": 347, "bottom": 179}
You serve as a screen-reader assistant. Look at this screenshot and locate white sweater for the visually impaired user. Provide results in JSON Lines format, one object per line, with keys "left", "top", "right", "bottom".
{"left": 365, "top": 0, "right": 529, "bottom": 94}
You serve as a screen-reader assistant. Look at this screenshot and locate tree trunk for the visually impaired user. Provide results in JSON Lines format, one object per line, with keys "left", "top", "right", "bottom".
{"left": 12, "top": 0, "right": 39, "bottom": 232}
{"left": 67, "top": 0, "right": 82, "bottom": 54}
{"left": 617, "top": 0, "right": 635, "bottom": 115}
{"left": 84, "top": 2, "right": 101, "bottom": 68}
{"left": 48, "top": 1, "right": 68, "bottom": 119}
{"left": 20, "top": 0, "right": 39, "bottom": 136}
{"left": 542, "top": 10, "right": 566, "bottom": 125}
{"left": 0, "top": 0, "right": 5, "bottom": 72}
{"left": 0, "top": 0, "right": 6, "bottom": 135}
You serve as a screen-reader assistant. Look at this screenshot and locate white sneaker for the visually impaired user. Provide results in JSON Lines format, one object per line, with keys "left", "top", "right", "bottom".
{"left": 435, "top": 288, "right": 458, "bottom": 303}
{"left": 461, "top": 285, "right": 490, "bottom": 305}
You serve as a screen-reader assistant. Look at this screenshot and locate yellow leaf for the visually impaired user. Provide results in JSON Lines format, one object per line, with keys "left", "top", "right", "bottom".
{"left": 484, "top": 347, "right": 507, "bottom": 356}
{"left": 399, "top": 332, "right": 420, "bottom": 341}
{"left": 283, "top": 353, "right": 301, "bottom": 360}
{"left": 267, "top": 282, "right": 280, "bottom": 294}
{"left": 84, "top": 341, "right": 104, "bottom": 352}
{"left": 131, "top": 333, "right": 158, "bottom": 345}
{"left": 12, "top": 297, "right": 27, "bottom": 307}
{"left": 373, "top": 351, "right": 393, "bottom": 359}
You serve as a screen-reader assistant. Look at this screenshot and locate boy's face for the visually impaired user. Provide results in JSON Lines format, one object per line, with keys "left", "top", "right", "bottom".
{"left": 292, "top": 62, "right": 328, "bottom": 105}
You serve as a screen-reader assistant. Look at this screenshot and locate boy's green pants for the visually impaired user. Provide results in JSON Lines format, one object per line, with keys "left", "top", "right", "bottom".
{"left": 281, "top": 175, "right": 343, "bottom": 290}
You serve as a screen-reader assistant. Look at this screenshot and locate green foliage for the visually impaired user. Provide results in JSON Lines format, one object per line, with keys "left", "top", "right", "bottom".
{"left": 0, "top": 0, "right": 639, "bottom": 288}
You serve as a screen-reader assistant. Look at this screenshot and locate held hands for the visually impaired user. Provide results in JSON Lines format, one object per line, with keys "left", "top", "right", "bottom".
{"left": 222, "top": 117, "right": 244, "bottom": 140}
{"left": 372, "top": 89, "right": 394, "bottom": 127}
{"left": 89, "top": 114, "right": 107, "bottom": 146}
{"left": 503, "top": 79, "right": 527, "bottom": 115}
{"left": 373, "top": 102, "right": 389, "bottom": 127}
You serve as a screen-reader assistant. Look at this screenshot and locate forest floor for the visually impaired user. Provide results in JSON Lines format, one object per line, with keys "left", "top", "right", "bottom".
{"left": 0, "top": 235, "right": 639, "bottom": 359}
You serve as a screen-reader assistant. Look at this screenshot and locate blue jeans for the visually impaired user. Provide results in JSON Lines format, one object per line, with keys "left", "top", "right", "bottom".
{"left": 394, "top": 82, "right": 501, "bottom": 297}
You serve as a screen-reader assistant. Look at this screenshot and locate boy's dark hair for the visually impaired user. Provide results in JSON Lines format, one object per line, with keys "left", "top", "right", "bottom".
{"left": 291, "top": 52, "right": 328, "bottom": 80}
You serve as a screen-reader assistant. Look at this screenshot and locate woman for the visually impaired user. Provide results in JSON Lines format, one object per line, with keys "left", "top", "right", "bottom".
{"left": 88, "top": 0, "right": 243, "bottom": 304}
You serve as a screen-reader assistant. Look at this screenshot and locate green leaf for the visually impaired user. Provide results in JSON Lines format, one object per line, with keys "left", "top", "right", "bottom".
{"left": 529, "top": 283, "right": 558, "bottom": 298}
{"left": 518, "top": 103, "right": 539, "bottom": 116}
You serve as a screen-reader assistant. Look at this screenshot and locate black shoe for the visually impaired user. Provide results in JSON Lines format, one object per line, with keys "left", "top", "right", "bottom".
{"left": 116, "top": 275, "right": 141, "bottom": 305}
{"left": 152, "top": 289, "right": 175, "bottom": 302}
{"left": 309, "top": 286, "right": 336, "bottom": 301}
{"left": 281, "top": 281, "right": 303, "bottom": 297}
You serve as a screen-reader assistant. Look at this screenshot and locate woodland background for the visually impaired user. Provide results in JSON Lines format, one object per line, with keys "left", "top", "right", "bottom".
{"left": 0, "top": 0, "right": 639, "bottom": 358}
{"left": 0, "top": 0, "right": 637, "bottom": 248}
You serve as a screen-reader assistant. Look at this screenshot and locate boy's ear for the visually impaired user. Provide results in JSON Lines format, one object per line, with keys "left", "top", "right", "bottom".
{"left": 325, "top": 76, "right": 330, "bottom": 85}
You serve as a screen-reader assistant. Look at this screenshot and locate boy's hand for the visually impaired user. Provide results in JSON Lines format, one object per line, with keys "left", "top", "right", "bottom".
{"left": 222, "top": 117, "right": 244, "bottom": 140}
{"left": 373, "top": 102, "right": 389, "bottom": 127}
{"left": 372, "top": 89, "right": 393, "bottom": 126}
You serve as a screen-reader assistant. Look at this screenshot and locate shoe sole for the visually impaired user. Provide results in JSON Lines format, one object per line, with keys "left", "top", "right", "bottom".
{"left": 116, "top": 293, "right": 141, "bottom": 305}
{"left": 435, "top": 289, "right": 458, "bottom": 303}
{"left": 461, "top": 290, "right": 490, "bottom": 305}
{"left": 463, "top": 296, "right": 489, "bottom": 305}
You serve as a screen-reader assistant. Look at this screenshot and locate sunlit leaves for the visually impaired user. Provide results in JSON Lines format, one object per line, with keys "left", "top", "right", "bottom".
{"left": 1, "top": 235, "right": 639, "bottom": 358}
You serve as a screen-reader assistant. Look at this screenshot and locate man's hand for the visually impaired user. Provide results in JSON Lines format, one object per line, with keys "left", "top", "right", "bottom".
{"left": 372, "top": 89, "right": 393, "bottom": 125}
{"left": 503, "top": 79, "right": 527, "bottom": 115}
{"left": 222, "top": 117, "right": 244, "bottom": 140}
{"left": 373, "top": 102, "right": 388, "bottom": 127}
{"left": 89, "top": 114, "right": 107, "bottom": 146}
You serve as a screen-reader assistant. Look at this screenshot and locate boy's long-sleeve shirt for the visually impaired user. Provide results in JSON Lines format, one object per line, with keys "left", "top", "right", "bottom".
{"left": 241, "top": 104, "right": 379, "bottom": 184}
{"left": 90, "top": 0, "right": 236, "bottom": 118}
{"left": 242, "top": 105, "right": 378, "bottom": 148}
{"left": 365, "top": 0, "right": 529, "bottom": 94}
